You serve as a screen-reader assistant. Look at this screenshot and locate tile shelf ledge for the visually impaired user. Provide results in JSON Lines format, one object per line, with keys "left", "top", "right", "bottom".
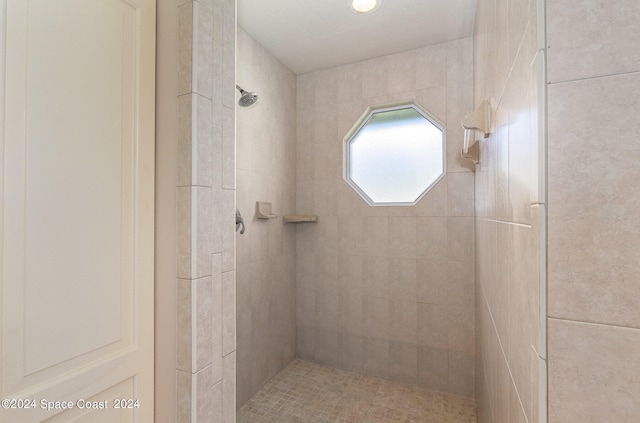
{"left": 283, "top": 215, "right": 318, "bottom": 223}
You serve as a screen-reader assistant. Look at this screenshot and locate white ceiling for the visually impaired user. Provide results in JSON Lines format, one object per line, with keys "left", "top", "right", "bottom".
{"left": 238, "top": 0, "right": 477, "bottom": 75}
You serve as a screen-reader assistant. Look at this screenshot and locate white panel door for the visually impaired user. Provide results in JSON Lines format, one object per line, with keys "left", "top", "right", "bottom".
{"left": 0, "top": 0, "right": 155, "bottom": 421}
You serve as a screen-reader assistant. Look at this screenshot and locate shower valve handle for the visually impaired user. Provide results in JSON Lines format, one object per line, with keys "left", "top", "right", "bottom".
{"left": 236, "top": 208, "right": 245, "bottom": 234}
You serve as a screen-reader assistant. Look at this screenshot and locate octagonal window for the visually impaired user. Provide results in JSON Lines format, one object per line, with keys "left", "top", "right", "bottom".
{"left": 343, "top": 102, "right": 446, "bottom": 206}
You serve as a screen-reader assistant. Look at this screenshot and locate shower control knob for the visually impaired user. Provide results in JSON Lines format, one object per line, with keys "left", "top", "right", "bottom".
{"left": 236, "top": 208, "right": 245, "bottom": 234}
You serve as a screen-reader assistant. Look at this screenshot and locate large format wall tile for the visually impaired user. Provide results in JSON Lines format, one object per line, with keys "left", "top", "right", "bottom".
{"left": 174, "top": 0, "right": 236, "bottom": 419}
{"left": 548, "top": 72, "right": 640, "bottom": 328}
{"left": 547, "top": 0, "right": 640, "bottom": 83}
{"left": 549, "top": 318, "right": 640, "bottom": 423}
{"left": 474, "top": 0, "right": 543, "bottom": 421}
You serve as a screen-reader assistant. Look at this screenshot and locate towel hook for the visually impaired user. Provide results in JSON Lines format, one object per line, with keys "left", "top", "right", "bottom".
{"left": 462, "top": 99, "right": 491, "bottom": 140}
{"left": 460, "top": 99, "right": 492, "bottom": 164}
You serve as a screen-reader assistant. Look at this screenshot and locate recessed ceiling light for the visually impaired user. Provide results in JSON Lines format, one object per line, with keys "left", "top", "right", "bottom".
{"left": 348, "top": 0, "right": 381, "bottom": 14}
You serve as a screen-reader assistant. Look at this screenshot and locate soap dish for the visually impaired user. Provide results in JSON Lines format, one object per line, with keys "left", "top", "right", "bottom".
{"left": 255, "top": 201, "right": 277, "bottom": 219}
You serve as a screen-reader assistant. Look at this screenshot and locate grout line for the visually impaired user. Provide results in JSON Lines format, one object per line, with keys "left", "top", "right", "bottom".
{"left": 475, "top": 217, "right": 532, "bottom": 228}
{"left": 547, "top": 69, "right": 640, "bottom": 86}
{"left": 547, "top": 316, "right": 640, "bottom": 332}
{"left": 478, "top": 278, "right": 531, "bottom": 423}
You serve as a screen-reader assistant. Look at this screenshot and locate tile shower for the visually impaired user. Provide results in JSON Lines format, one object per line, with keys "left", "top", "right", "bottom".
{"left": 237, "top": 360, "right": 477, "bottom": 423}
{"left": 236, "top": 27, "right": 298, "bottom": 407}
{"left": 474, "top": 0, "right": 640, "bottom": 422}
{"left": 473, "top": 0, "right": 544, "bottom": 421}
{"left": 156, "top": 0, "right": 640, "bottom": 421}
{"left": 236, "top": 23, "right": 478, "bottom": 418}
{"left": 294, "top": 39, "right": 475, "bottom": 395}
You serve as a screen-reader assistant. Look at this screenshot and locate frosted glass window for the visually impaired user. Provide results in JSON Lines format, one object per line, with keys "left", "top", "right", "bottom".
{"left": 344, "top": 103, "right": 445, "bottom": 205}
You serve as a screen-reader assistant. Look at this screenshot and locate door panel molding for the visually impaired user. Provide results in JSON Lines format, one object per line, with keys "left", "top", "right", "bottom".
{"left": 1, "top": 0, "right": 155, "bottom": 421}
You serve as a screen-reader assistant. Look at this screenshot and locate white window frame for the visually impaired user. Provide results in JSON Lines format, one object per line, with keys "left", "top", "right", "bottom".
{"left": 342, "top": 100, "right": 447, "bottom": 206}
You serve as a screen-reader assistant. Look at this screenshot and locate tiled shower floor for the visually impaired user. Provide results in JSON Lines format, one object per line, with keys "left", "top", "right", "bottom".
{"left": 237, "top": 360, "right": 477, "bottom": 423}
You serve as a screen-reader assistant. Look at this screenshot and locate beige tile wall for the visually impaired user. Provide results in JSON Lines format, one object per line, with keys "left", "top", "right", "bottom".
{"left": 546, "top": 1, "right": 640, "bottom": 421}
{"left": 473, "top": 0, "right": 544, "bottom": 422}
{"left": 173, "top": 0, "right": 237, "bottom": 422}
{"left": 235, "top": 28, "right": 298, "bottom": 408}
{"left": 546, "top": 0, "right": 640, "bottom": 83}
{"left": 294, "top": 39, "right": 476, "bottom": 398}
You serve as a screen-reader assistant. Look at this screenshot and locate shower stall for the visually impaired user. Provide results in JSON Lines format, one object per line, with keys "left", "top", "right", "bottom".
{"left": 235, "top": 24, "right": 480, "bottom": 417}
{"left": 156, "top": 0, "right": 639, "bottom": 421}
{"left": 155, "top": 0, "right": 544, "bottom": 420}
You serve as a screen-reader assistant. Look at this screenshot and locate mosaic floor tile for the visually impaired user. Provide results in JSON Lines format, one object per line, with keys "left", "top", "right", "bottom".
{"left": 238, "top": 360, "right": 477, "bottom": 423}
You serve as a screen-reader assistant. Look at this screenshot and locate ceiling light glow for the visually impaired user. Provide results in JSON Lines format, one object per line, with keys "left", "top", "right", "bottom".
{"left": 350, "top": 0, "right": 379, "bottom": 14}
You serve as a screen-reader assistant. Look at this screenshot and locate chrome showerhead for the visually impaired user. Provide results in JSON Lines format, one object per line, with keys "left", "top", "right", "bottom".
{"left": 236, "top": 85, "right": 258, "bottom": 107}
